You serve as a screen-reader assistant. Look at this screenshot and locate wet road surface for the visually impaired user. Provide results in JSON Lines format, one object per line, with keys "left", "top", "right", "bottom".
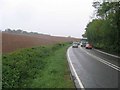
{"left": 67, "top": 46, "right": 120, "bottom": 89}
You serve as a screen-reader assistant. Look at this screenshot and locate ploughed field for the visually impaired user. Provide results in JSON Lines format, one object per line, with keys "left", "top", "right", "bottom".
{"left": 2, "top": 32, "right": 77, "bottom": 53}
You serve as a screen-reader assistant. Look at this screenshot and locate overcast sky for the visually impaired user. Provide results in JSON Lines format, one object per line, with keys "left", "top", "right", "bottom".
{"left": 1, "top": 0, "right": 95, "bottom": 38}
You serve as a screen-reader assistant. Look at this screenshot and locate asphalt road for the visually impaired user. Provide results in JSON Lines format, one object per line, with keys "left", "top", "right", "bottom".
{"left": 67, "top": 46, "right": 120, "bottom": 89}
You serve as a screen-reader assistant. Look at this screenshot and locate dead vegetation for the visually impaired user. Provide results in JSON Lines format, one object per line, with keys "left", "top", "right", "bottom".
{"left": 2, "top": 32, "right": 78, "bottom": 53}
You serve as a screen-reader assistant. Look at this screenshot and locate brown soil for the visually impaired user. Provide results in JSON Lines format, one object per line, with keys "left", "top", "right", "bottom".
{"left": 2, "top": 32, "right": 79, "bottom": 53}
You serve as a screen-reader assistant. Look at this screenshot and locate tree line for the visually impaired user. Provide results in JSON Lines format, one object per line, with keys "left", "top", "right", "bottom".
{"left": 84, "top": 1, "right": 120, "bottom": 54}
{"left": 3, "top": 28, "right": 41, "bottom": 35}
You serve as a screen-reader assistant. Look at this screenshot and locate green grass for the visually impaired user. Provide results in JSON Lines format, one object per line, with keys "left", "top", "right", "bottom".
{"left": 31, "top": 44, "right": 74, "bottom": 88}
{"left": 2, "top": 43, "right": 75, "bottom": 88}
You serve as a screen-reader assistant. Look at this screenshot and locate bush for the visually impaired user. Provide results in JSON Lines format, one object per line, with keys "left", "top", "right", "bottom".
{"left": 2, "top": 43, "right": 68, "bottom": 88}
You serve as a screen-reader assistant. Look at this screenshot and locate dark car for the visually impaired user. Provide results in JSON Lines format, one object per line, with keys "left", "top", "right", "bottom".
{"left": 85, "top": 43, "right": 92, "bottom": 49}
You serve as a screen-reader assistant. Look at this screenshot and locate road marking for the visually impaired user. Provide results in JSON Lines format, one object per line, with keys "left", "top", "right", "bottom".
{"left": 67, "top": 47, "right": 85, "bottom": 89}
{"left": 80, "top": 47, "right": 120, "bottom": 71}
{"left": 94, "top": 49, "right": 120, "bottom": 59}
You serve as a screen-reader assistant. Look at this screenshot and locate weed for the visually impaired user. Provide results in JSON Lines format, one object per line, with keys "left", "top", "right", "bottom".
{"left": 2, "top": 42, "right": 74, "bottom": 88}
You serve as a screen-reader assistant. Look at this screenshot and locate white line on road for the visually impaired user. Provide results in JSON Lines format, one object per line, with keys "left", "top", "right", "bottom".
{"left": 67, "top": 47, "right": 85, "bottom": 89}
{"left": 80, "top": 47, "right": 120, "bottom": 72}
{"left": 94, "top": 49, "right": 120, "bottom": 59}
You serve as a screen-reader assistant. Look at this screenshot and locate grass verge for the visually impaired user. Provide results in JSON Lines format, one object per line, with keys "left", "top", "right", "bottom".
{"left": 2, "top": 42, "right": 75, "bottom": 88}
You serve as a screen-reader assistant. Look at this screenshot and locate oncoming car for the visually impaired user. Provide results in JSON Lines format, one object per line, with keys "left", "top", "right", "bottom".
{"left": 72, "top": 42, "right": 79, "bottom": 48}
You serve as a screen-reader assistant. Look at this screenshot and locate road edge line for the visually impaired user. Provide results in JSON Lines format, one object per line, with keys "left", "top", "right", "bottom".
{"left": 67, "top": 47, "right": 85, "bottom": 89}
{"left": 80, "top": 47, "right": 120, "bottom": 71}
{"left": 94, "top": 48, "right": 120, "bottom": 59}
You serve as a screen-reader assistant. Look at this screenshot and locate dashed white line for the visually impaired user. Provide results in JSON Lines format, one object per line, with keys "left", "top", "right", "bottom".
{"left": 67, "top": 47, "right": 85, "bottom": 89}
